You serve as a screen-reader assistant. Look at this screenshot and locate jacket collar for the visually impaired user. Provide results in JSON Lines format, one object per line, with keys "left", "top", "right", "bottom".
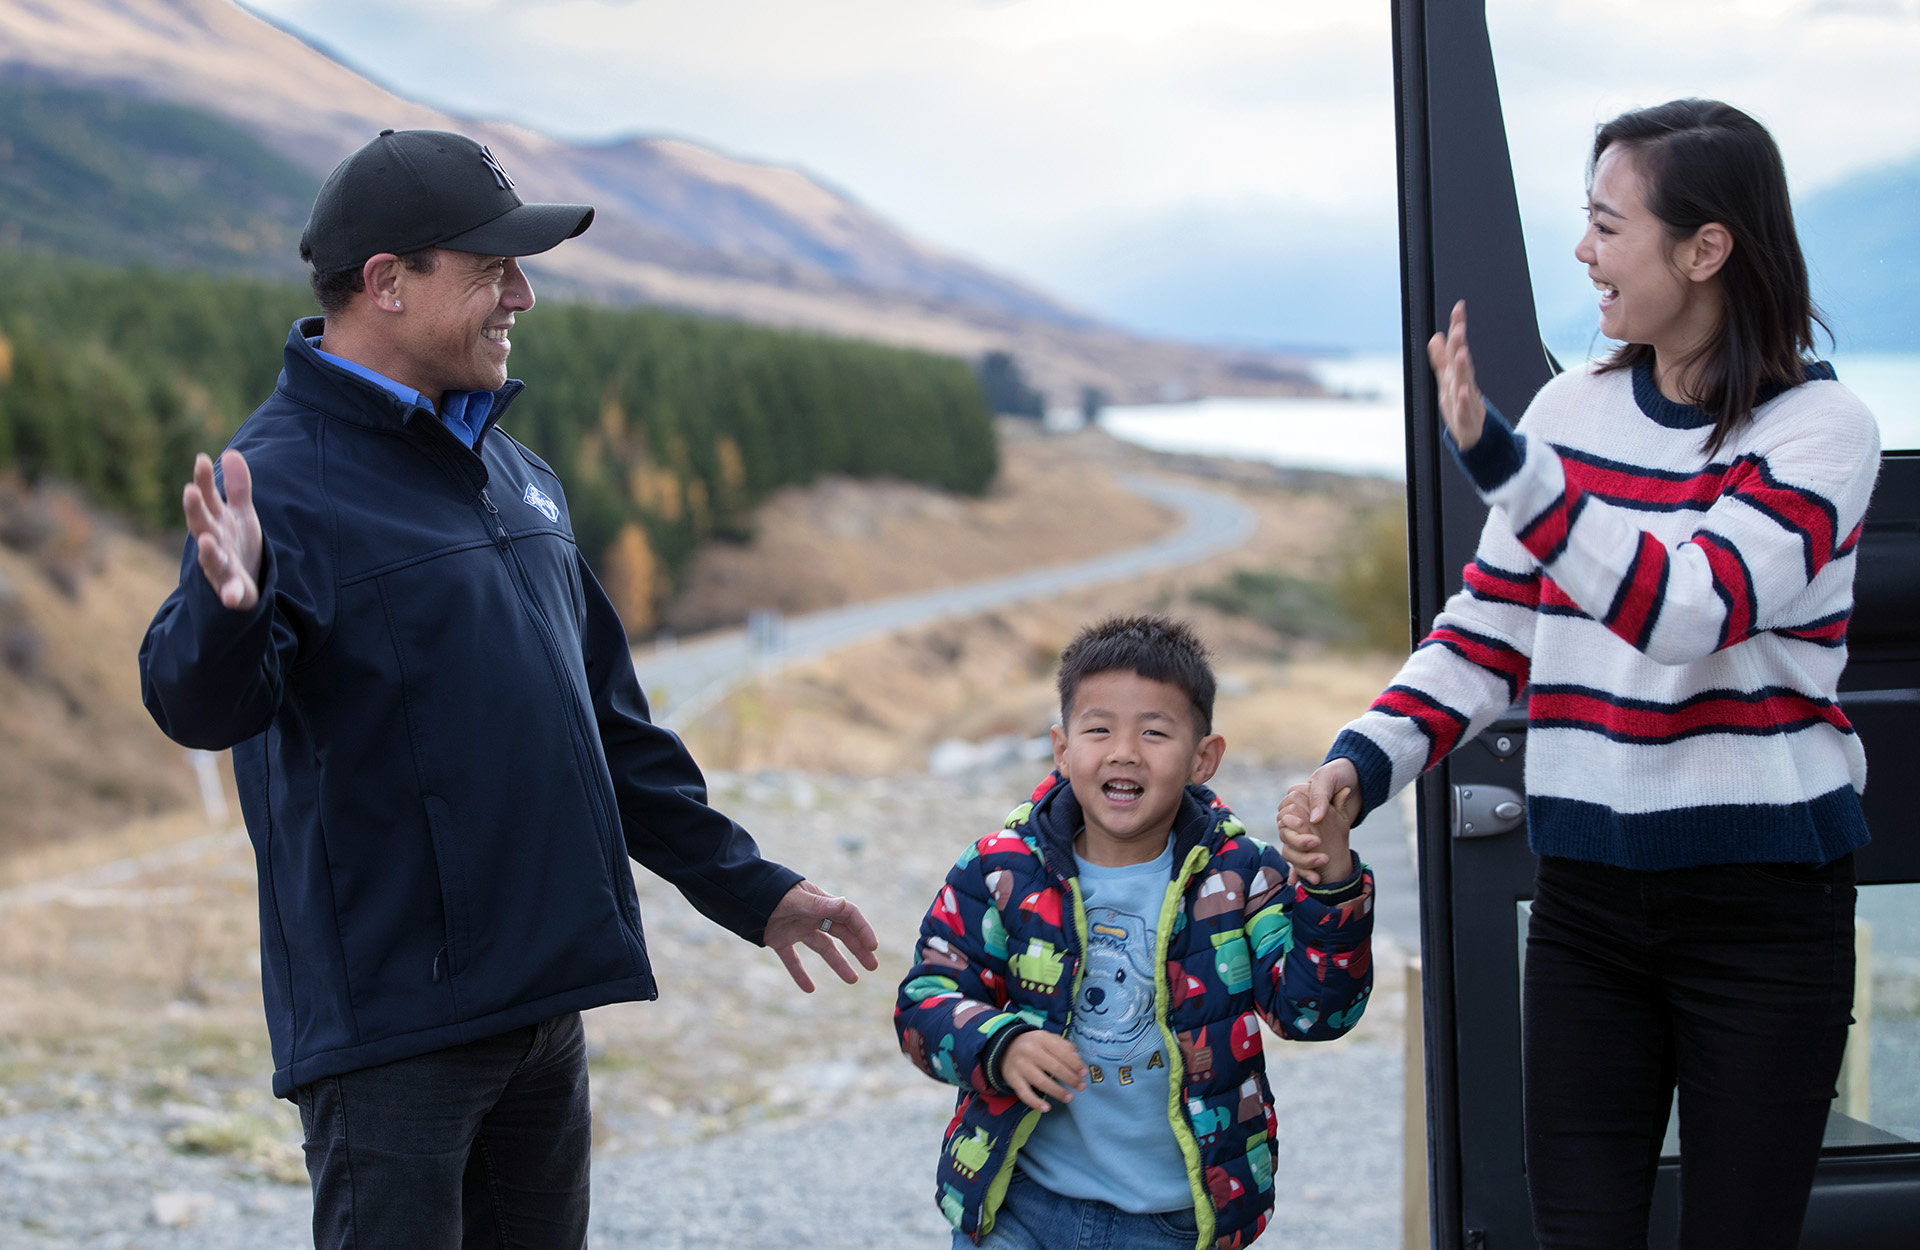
{"left": 278, "top": 317, "right": 525, "bottom": 439}
{"left": 1020, "top": 770, "right": 1236, "bottom": 882}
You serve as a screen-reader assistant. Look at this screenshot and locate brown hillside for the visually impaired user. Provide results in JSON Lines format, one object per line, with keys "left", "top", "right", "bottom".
{"left": 662, "top": 420, "right": 1181, "bottom": 633}
{"left": 0, "top": 0, "right": 1320, "bottom": 404}
{"left": 0, "top": 479, "right": 198, "bottom": 858}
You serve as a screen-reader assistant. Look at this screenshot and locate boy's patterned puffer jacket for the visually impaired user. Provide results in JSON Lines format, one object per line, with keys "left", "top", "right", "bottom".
{"left": 895, "top": 773, "right": 1375, "bottom": 1249}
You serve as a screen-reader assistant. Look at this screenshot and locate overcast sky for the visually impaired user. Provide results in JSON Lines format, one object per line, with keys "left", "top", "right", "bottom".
{"left": 244, "top": 0, "right": 1920, "bottom": 351}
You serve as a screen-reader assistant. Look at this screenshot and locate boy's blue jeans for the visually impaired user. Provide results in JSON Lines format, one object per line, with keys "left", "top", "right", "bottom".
{"left": 295, "top": 1011, "right": 592, "bottom": 1250}
{"left": 957, "top": 1171, "right": 1200, "bottom": 1250}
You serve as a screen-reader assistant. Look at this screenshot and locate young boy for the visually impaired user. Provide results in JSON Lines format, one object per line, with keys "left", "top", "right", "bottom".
{"left": 896, "top": 616, "right": 1373, "bottom": 1249}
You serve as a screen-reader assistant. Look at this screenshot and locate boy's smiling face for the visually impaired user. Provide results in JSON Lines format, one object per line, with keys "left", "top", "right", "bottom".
{"left": 1051, "top": 669, "right": 1226, "bottom": 867}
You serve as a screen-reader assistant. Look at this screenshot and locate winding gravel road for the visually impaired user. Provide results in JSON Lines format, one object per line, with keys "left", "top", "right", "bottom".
{"left": 632, "top": 474, "right": 1258, "bottom": 729}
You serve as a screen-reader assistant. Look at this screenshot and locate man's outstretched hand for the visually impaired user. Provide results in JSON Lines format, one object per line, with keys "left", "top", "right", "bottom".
{"left": 1427, "top": 299, "right": 1488, "bottom": 451}
{"left": 183, "top": 450, "right": 262, "bottom": 611}
{"left": 764, "top": 880, "right": 880, "bottom": 993}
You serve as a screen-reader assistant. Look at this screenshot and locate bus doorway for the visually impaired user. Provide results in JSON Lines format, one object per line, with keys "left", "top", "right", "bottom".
{"left": 1391, "top": 3, "right": 1920, "bottom": 1246}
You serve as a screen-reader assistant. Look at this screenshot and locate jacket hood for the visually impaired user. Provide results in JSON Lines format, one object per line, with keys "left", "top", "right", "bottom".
{"left": 1018, "top": 770, "right": 1239, "bottom": 877}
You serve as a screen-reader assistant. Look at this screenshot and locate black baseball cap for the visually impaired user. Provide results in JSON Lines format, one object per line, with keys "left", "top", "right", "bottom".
{"left": 300, "top": 129, "right": 594, "bottom": 275}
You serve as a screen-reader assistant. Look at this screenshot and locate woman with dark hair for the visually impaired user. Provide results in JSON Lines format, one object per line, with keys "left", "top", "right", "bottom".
{"left": 1280, "top": 99, "right": 1881, "bottom": 1247}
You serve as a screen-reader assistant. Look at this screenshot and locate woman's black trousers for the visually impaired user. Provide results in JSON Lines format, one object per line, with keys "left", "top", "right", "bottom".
{"left": 1522, "top": 852, "right": 1856, "bottom": 1249}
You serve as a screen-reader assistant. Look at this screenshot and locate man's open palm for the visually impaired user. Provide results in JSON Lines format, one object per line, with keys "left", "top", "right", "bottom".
{"left": 184, "top": 450, "right": 263, "bottom": 611}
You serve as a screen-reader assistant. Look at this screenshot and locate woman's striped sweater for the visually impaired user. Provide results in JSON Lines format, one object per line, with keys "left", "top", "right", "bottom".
{"left": 1329, "top": 360, "right": 1882, "bottom": 869}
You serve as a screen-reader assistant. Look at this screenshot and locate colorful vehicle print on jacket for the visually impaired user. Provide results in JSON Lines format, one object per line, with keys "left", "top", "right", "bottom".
{"left": 1009, "top": 937, "right": 1065, "bottom": 995}
{"left": 950, "top": 1128, "right": 993, "bottom": 1180}
{"left": 895, "top": 771, "right": 1375, "bottom": 1248}
{"left": 1211, "top": 929, "right": 1253, "bottom": 993}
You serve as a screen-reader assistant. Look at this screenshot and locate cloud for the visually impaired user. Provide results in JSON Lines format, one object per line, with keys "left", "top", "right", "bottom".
{"left": 242, "top": 0, "right": 1918, "bottom": 349}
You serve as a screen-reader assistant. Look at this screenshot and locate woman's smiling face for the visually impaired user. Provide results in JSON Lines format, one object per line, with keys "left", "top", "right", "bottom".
{"left": 1576, "top": 146, "right": 1695, "bottom": 350}
{"left": 1574, "top": 143, "right": 1734, "bottom": 401}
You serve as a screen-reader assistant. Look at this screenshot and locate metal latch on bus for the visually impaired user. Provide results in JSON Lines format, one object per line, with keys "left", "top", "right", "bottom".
{"left": 1452, "top": 784, "right": 1525, "bottom": 838}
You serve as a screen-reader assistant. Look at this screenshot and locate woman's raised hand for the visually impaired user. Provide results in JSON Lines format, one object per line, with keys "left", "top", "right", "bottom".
{"left": 1427, "top": 299, "right": 1487, "bottom": 451}
{"left": 183, "top": 449, "right": 263, "bottom": 611}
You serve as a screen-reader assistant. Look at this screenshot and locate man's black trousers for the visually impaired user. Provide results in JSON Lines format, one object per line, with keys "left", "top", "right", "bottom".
{"left": 296, "top": 1011, "right": 591, "bottom": 1249}
{"left": 1522, "top": 852, "right": 1856, "bottom": 1250}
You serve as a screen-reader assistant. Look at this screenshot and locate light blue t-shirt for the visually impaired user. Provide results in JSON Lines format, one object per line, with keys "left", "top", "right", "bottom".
{"left": 1017, "top": 835, "right": 1192, "bottom": 1214}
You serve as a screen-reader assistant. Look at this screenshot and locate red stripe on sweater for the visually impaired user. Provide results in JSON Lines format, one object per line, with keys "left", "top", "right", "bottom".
{"left": 1463, "top": 559, "right": 1540, "bottom": 608}
{"left": 1527, "top": 687, "right": 1852, "bottom": 743}
{"left": 1517, "top": 480, "right": 1584, "bottom": 563}
{"left": 1605, "top": 532, "right": 1669, "bottom": 650}
{"left": 1690, "top": 532, "right": 1754, "bottom": 647}
{"left": 1371, "top": 686, "right": 1469, "bottom": 770}
{"left": 1776, "top": 613, "right": 1850, "bottom": 645}
{"left": 1560, "top": 454, "right": 1729, "bottom": 508}
{"left": 1539, "top": 577, "right": 1584, "bottom": 614}
{"left": 1422, "top": 626, "right": 1531, "bottom": 700}
{"left": 1734, "top": 469, "right": 1837, "bottom": 566}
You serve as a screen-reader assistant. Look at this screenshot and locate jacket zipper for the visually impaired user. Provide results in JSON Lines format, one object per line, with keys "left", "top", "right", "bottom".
{"left": 1155, "top": 844, "right": 1218, "bottom": 1250}
{"left": 475, "top": 487, "right": 639, "bottom": 940}
{"left": 977, "top": 861, "right": 1088, "bottom": 1238}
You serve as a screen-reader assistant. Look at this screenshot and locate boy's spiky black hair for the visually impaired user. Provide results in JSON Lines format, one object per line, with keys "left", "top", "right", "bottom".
{"left": 1056, "top": 615, "right": 1216, "bottom": 736}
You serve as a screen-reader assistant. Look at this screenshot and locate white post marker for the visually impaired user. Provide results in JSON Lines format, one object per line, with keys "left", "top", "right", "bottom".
{"left": 185, "top": 748, "right": 230, "bottom": 827}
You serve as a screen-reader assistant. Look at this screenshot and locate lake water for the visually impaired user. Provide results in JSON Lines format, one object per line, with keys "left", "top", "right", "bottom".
{"left": 1098, "top": 351, "right": 1920, "bottom": 478}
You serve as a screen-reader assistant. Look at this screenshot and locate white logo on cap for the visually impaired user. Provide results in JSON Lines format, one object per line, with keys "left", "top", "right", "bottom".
{"left": 479, "top": 145, "right": 516, "bottom": 190}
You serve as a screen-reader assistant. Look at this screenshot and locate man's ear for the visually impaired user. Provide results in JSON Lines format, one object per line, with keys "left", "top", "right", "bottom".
{"left": 361, "top": 253, "right": 405, "bottom": 313}
{"left": 1050, "top": 724, "right": 1068, "bottom": 774}
{"left": 1682, "top": 222, "right": 1733, "bottom": 284}
{"left": 1189, "top": 733, "right": 1226, "bottom": 786}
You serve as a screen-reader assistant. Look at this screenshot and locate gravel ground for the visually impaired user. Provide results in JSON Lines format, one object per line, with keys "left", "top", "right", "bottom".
{"left": 0, "top": 760, "right": 1419, "bottom": 1249}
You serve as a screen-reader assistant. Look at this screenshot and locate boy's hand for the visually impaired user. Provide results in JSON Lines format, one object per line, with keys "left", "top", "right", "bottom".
{"left": 1000, "top": 1031, "right": 1088, "bottom": 1113}
{"left": 1278, "top": 775, "right": 1357, "bottom": 887}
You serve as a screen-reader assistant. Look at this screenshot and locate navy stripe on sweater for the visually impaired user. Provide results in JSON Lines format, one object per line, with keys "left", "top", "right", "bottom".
{"left": 1528, "top": 785, "right": 1868, "bottom": 870}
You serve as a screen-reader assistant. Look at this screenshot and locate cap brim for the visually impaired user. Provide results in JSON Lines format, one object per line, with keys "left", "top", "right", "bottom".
{"left": 437, "top": 202, "right": 594, "bottom": 258}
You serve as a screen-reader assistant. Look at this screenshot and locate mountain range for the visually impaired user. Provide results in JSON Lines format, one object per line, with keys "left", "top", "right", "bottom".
{"left": 0, "top": 0, "right": 1315, "bottom": 402}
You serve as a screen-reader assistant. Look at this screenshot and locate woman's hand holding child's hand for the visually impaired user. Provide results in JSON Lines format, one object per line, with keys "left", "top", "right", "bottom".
{"left": 1278, "top": 765, "right": 1360, "bottom": 886}
{"left": 1001, "top": 1031, "right": 1089, "bottom": 1113}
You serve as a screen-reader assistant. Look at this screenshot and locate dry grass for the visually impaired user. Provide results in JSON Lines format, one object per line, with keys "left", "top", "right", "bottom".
{"left": 0, "top": 429, "right": 1411, "bottom": 1168}
{"left": 663, "top": 421, "right": 1182, "bottom": 633}
{"left": 675, "top": 429, "right": 1406, "bottom": 774}
{"left": 0, "top": 480, "right": 206, "bottom": 860}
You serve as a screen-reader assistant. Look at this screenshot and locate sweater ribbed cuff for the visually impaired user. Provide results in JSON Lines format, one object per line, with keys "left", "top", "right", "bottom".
{"left": 1447, "top": 400, "right": 1525, "bottom": 492}
{"left": 1326, "top": 731, "right": 1393, "bottom": 828}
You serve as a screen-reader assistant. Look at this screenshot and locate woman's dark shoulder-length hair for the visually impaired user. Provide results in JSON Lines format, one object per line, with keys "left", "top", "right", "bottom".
{"left": 1590, "top": 99, "right": 1830, "bottom": 455}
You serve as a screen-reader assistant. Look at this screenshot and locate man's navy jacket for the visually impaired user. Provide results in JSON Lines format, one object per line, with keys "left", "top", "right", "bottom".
{"left": 140, "top": 320, "right": 800, "bottom": 1097}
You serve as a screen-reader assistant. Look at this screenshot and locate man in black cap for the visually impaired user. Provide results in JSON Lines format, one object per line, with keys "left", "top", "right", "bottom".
{"left": 139, "top": 130, "right": 877, "bottom": 1249}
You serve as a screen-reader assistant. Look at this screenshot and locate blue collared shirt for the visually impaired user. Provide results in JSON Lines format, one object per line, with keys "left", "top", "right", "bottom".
{"left": 309, "top": 338, "right": 497, "bottom": 449}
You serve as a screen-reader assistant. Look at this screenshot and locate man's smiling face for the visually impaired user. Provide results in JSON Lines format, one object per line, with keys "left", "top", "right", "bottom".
{"left": 389, "top": 249, "right": 533, "bottom": 401}
{"left": 1051, "top": 669, "right": 1225, "bottom": 867}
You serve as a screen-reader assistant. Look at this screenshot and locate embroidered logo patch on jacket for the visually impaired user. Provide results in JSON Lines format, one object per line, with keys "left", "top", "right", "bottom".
{"left": 523, "top": 482, "right": 560, "bottom": 523}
